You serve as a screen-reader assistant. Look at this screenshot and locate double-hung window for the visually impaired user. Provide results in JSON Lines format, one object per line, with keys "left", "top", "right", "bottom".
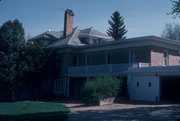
{"left": 163, "top": 51, "right": 168, "bottom": 66}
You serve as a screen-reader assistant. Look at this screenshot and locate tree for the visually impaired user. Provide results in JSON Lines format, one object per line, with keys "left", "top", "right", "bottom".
{"left": 107, "top": 11, "right": 127, "bottom": 40}
{"left": 22, "top": 40, "right": 58, "bottom": 100}
{"left": 161, "top": 23, "right": 180, "bottom": 40}
{"left": 169, "top": 0, "right": 180, "bottom": 18}
{"left": 0, "top": 19, "right": 26, "bottom": 101}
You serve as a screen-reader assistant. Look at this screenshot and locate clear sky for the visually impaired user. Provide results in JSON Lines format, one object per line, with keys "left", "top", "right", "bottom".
{"left": 0, "top": 0, "right": 180, "bottom": 39}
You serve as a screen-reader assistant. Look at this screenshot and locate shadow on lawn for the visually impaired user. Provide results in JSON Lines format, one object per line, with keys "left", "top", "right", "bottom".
{"left": 67, "top": 104, "right": 180, "bottom": 121}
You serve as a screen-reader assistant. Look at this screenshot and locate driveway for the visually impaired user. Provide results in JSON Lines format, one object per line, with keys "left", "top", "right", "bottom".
{"left": 63, "top": 102, "right": 180, "bottom": 121}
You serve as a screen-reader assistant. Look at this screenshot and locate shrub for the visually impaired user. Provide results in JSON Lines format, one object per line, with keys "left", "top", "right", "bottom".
{"left": 81, "top": 76, "right": 122, "bottom": 105}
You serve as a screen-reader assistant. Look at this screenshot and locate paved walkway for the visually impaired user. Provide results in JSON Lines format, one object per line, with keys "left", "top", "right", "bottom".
{"left": 63, "top": 101, "right": 180, "bottom": 121}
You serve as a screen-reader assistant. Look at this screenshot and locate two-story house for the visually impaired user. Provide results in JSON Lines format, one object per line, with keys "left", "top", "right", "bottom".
{"left": 30, "top": 9, "right": 180, "bottom": 102}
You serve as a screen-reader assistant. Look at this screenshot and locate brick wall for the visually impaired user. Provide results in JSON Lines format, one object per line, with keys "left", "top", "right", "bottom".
{"left": 151, "top": 46, "right": 180, "bottom": 66}
{"left": 169, "top": 49, "right": 180, "bottom": 66}
{"left": 151, "top": 47, "right": 164, "bottom": 66}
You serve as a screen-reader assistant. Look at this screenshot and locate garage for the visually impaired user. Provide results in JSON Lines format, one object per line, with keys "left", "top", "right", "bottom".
{"left": 128, "top": 75, "right": 159, "bottom": 102}
{"left": 127, "top": 66, "right": 180, "bottom": 102}
{"left": 160, "top": 76, "right": 180, "bottom": 102}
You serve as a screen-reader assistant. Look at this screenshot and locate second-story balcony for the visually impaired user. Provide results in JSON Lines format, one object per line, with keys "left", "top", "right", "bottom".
{"left": 68, "top": 63, "right": 150, "bottom": 77}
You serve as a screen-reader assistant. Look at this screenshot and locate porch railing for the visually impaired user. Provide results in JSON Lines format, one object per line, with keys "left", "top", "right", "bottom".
{"left": 68, "top": 63, "right": 150, "bottom": 76}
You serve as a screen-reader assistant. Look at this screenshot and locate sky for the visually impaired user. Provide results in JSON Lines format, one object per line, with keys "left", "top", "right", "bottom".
{"left": 0, "top": 0, "right": 180, "bottom": 39}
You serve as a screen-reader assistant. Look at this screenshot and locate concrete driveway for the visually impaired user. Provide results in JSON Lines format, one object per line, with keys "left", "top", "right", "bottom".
{"left": 63, "top": 102, "right": 180, "bottom": 121}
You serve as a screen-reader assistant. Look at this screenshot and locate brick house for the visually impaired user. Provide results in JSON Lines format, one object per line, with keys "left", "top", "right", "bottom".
{"left": 30, "top": 9, "right": 180, "bottom": 102}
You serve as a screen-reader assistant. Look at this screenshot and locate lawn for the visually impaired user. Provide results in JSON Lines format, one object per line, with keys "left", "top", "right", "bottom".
{"left": 0, "top": 101, "right": 69, "bottom": 121}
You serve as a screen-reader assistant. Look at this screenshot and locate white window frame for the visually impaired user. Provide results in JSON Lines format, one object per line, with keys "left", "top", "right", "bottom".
{"left": 163, "top": 51, "right": 169, "bottom": 66}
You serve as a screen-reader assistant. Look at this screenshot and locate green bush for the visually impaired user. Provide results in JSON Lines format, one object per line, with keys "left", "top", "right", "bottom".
{"left": 81, "top": 76, "right": 122, "bottom": 105}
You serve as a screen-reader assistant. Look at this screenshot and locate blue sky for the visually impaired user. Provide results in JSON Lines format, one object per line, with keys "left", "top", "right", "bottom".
{"left": 0, "top": 0, "right": 180, "bottom": 38}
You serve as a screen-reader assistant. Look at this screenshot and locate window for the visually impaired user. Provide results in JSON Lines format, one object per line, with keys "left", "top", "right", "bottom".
{"left": 73, "top": 56, "right": 78, "bottom": 66}
{"left": 148, "top": 82, "right": 151, "bottom": 87}
{"left": 129, "top": 50, "right": 135, "bottom": 64}
{"left": 163, "top": 51, "right": 168, "bottom": 66}
{"left": 106, "top": 53, "right": 110, "bottom": 64}
{"left": 136, "top": 82, "right": 139, "bottom": 87}
{"left": 86, "top": 55, "right": 90, "bottom": 65}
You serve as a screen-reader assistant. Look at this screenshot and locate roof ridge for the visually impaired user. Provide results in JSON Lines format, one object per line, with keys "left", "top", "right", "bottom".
{"left": 68, "top": 27, "right": 79, "bottom": 45}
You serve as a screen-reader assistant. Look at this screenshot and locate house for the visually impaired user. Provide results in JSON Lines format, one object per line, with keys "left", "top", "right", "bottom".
{"left": 30, "top": 9, "right": 180, "bottom": 102}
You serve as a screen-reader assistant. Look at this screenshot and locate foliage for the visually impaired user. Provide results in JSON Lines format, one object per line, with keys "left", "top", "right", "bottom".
{"left": 22, "top": 42, "right": 54, "bottom": 100}
{"left": 0, "top": 101, "right": 69, "bottom": 121}
{"left": 0, "top": 19, "right": 54, "bottom": 101}
{"left": 0, "top": 19, "right": 26, "bottom": 101}
{"left": 169, "top": 0, "right": 180, "bottom": 18}
{"left": 161, "top": 23, "right": 180, "bottom": 40}
{"left": 81, "top": 76, "right": 122, "bottom": 105}
{"left": 107, "top": 11, "right": 127, "bottom": 40}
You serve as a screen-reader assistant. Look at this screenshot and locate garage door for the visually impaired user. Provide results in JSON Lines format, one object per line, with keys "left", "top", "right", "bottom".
{"left": 160, "top": 76, "right": 180, "bottom": 102}
{"left": 129, "top": 75, "right": 159, "bottom": 101}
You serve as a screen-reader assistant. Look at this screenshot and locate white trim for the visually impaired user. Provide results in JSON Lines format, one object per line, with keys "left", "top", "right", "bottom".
{"left": 163, "top": 51, "right": 169, "bottom": 66}
{"left": 126, "top": 65, "right": 180, "bottom": 75}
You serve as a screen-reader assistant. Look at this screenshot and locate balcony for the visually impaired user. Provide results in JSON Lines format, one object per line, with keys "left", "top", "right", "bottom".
{"left": 68, "top": 63, "right": 150, "bottom": 76}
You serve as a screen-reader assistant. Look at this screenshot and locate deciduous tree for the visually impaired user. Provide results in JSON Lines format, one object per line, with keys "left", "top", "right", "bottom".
{"left": 0, "top": 19, "right": 25, "bottom": 101}
{"left": 161, "top": 23, "right": 180, "bottom": 40}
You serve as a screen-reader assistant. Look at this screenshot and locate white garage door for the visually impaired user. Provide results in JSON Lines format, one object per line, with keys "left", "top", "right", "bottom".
{"left": 129, "top": 75, "right": 159, "bottom": 101}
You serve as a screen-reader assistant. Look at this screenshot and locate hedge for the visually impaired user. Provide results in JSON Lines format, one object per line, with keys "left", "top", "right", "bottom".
{"left": 81, "top": 76, "right": 122, "bottom": 105}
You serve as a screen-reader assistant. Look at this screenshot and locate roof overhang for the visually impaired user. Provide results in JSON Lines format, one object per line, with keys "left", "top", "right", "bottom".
{"left": 125, "top": 65, "right": 180, "bottom": 76}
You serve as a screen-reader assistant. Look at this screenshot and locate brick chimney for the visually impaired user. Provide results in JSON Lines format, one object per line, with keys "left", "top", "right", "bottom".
{"left": 64, "top": 9, "right": 74, "bottom": 37}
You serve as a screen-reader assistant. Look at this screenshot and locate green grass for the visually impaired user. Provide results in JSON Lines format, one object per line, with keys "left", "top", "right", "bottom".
{"left": 0, "top": 101, "right": 69, "bottom": 121}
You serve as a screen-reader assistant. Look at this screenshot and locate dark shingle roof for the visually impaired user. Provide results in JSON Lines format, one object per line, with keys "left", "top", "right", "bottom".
{"left": 29, "top": 30, "right": 64, "bottom": 41}
{"left": 48, "top": 28, "right": 85, "bottom": 47}
{"left": 79, "top": 27, "right": 111, "bottom": 39}
{"left": 29, "top": 27, "right": 113, "bottom": 47}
